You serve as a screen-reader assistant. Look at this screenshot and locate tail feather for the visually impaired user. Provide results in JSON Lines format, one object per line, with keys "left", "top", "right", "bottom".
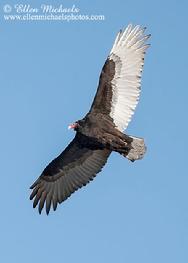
{"left": 125, "top": 136, "right": 146, "bottom": 162}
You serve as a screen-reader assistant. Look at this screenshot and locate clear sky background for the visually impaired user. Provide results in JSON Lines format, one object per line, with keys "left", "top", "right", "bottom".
{"left": 1, "top": 0, "right": 188, "bottom": 262}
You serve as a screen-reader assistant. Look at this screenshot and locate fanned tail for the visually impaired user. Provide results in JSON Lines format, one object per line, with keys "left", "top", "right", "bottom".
{"left": 123, "top": 136, "right": 146, "bottom": 162}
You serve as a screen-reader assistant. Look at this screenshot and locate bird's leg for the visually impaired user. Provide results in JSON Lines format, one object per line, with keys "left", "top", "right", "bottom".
{"left": 115, "top": 130, "right": 133, "bottom": 144}
{"left": 103, "top": 125, "right": 133, "bottom": 144}
{"left": 101, "top": 132, "right": 131, "bottom": 153}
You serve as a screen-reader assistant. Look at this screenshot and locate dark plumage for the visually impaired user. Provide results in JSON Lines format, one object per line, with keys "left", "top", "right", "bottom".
{"left": 30, "top": 24, "right": 150, "bottom": 214}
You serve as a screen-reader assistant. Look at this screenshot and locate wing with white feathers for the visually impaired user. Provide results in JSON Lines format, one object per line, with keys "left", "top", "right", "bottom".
{"left": 90, "top": 24, "right": 150, "bottom": 131}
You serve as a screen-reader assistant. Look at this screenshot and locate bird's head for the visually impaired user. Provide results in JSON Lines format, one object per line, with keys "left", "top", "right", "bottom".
{"left": 68, "top": 122, "right": 79, "bottom": 131}
{"left": 68, "top": 119, "right": 86, "bottom": 132}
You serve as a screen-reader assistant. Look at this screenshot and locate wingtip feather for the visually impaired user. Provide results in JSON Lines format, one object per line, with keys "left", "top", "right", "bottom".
{"left": 110, "top": 24, "right": 151, "bottom": 55}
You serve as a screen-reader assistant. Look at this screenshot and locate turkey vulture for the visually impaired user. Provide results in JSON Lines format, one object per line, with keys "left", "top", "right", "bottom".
{"left": 30, "top": 24, "right": 150, "bottom": 214}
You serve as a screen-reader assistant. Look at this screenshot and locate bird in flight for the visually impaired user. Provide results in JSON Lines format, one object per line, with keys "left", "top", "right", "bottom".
{"left": 30, "top": 24, "right": 150, "bottom": 214}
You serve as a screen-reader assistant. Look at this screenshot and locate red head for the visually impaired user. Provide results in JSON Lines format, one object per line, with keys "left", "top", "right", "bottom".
{"left": 68, "top": 122, "right": 79, "bottom": 130}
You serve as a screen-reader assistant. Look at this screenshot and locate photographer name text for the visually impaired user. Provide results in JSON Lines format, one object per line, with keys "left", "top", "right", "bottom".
{"left": 10, "top": 4, "right": 80, "bottom": 14}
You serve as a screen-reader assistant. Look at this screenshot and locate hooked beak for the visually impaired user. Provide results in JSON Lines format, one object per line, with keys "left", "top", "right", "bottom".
{"left": 68, "top": 123, "right": 77, "bottom": 130}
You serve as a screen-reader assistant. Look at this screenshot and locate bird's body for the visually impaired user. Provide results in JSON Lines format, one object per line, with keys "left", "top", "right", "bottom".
{"left": 74, "top": 113, "right": 133, "bottom": 153}
{"left": 30, "top": 24, "right": 150, "bottom": 214}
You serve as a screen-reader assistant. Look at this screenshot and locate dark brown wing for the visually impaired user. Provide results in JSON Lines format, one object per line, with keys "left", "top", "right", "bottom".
{"left": 89, "top": 24, "right": 150, "bottom": 132}
{"left": 30, "top": 133, "right": 111, "bottom": 214}
{"left": 89, "top": 58, "right": 116, "bottom": 115}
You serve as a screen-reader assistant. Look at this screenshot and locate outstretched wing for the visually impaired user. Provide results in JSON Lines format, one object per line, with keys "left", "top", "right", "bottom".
{"left": 90, "top": 24, "right": 150, "bottom": 131}
{"left": 30, "top": 134, "right": 111, "bottom": 214}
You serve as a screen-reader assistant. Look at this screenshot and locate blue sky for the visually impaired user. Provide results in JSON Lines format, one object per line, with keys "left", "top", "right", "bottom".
{"left": 1, "top": 0, "right": 188, "bottom": 262}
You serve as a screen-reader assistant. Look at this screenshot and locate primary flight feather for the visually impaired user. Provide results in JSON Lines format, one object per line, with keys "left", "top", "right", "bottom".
{"left": 30, "top": 24, "right": 150, "bottom": 214}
